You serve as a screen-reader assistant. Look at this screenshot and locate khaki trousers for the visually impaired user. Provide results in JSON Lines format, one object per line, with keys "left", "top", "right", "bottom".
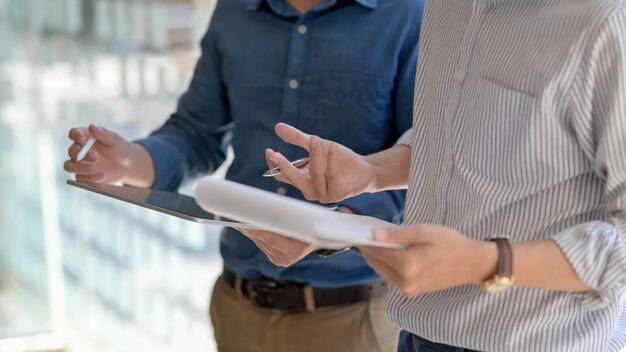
{"left": 209, "top": 278, "right": 400, "bottom": 352}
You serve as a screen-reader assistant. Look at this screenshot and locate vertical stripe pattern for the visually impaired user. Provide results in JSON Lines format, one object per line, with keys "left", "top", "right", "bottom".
{"left": 391, "top": 1, "right": 626, "bottom": 351}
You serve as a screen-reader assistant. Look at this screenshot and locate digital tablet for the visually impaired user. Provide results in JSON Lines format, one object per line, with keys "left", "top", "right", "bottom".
{"left": 66, "top": 180, "right": 262, "bottom": 230}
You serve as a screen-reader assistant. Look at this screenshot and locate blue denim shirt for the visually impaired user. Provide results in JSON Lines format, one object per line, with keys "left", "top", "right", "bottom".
{"left": 136, "top": 0, "right": 423, "bottom": 288}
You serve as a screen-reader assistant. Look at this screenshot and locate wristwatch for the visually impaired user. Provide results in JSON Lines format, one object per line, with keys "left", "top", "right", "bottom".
{"left": 316, "top": 247, "right": 351, "bottom": 258}
{"left": 316, "top": 205, "right": 353, "bottom": 258}
{"left": 483, "top": 238, "right": 515, "bottom": 293}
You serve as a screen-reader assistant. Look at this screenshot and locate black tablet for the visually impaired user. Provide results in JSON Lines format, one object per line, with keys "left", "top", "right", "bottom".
{"left": 66, "top": 180, "right": 260, "bottom": 229}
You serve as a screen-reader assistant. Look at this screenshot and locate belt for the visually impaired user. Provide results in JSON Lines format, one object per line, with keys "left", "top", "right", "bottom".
{"left": 403, "top": 332, "right": 481, "bottom": 352}
{"left": 222, "top": 267, "right": 388, "bottom": 313}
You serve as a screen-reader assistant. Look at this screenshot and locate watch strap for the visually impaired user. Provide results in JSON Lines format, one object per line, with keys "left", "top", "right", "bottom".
{"left": 316, "top": 247, "right": 351, "bottom": 258}
{"left": 491, "top": 238, "right": 513, "bottom": 279}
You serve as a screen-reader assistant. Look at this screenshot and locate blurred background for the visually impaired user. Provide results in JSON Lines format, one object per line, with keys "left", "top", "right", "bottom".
{"left": 0, "top": 0, "right": 225, "bottom": 351}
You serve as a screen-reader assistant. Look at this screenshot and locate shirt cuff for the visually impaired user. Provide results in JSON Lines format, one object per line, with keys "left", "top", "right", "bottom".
{"left": 551, "top": 221, "right": 625, "bottom": 310}
{"left": 396, "top": 128, "right": 413, "bottom": 147}
{"left": 134, "top": 136, "right": 186, "bottom": 191}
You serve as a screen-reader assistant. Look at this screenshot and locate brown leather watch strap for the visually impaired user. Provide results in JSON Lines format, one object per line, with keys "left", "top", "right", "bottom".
{"left": 491, "top": 238, "right": 513, "bottom": 279}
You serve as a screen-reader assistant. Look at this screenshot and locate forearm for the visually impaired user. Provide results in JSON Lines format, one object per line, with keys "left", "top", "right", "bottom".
{"left": 473, "top": 239, "right": 591, "bottom": 292}
{"left": 512, "top": 240, "right": 591, "bottom": 291}
{"left": 365, "top": 145, "right": 412, "bottom": 192}
{"left": 121, "top": 143, "right": 156, "bottom": 188}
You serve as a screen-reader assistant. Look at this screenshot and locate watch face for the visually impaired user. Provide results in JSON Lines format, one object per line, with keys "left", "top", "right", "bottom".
{"left": 483, "top": 276, "right": 514, "bottom": 293}
{"left": 485, "top": 282, "right": 510, "bottom": 293}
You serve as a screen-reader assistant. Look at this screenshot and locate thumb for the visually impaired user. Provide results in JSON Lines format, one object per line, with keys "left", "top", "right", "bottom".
{"left": 373, "top": 226, "right": 427, "bottom": 245}
{"left": 88, "top": 124, "right": 124, "bottom": 147}
{"left": 265, "top": 148, "right": 279, "bottom": 168}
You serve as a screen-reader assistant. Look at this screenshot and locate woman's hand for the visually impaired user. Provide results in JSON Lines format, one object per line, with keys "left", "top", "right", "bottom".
{"left": 266, "top": 123, "right": 379, "bottom": 203}
{"left": 358, "top": 225, "right": 498, "bottom": 296}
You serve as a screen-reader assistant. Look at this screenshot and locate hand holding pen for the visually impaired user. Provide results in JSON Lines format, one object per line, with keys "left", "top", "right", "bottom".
{"left": 75, "top": 122, "right": 106, "bottom": 161}
{"left": 263, "top": 123, "right": 380, "bottom": 203}
{"left": 263, "top": 157, "right": 310, "bottom": 177}
{"left": 64, "top": 123, "right": 140, "bottom": 184}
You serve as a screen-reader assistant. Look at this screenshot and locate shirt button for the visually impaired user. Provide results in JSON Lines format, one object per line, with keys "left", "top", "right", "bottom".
{"left": 297, "top": 24, "right": 308, "bottom": 35}
{"left": 455, "top": 70, "right": 467, "bottom": 80}
{"left": 276, "top": 187, "right": 287, "bottom": 195}
{"left": 289, "top": 79, "right": 299, "bottom": 90}
{"left": 478, "top": 0, "right": 489, "bottom": 9}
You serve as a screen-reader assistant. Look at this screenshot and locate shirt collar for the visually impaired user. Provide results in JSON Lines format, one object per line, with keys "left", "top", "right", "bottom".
{"left": 245, "top": 0, "right": 377, "bottom": 12}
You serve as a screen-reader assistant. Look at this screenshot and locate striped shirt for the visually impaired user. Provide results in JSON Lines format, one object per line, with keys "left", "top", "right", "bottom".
{"left": 391, "top": 1, "right": 626, "bottom": 351}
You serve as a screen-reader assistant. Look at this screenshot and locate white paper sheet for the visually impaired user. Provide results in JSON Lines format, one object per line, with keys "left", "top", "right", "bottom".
{"left": 195, "top": 177, "right": 405, "bottom": 249}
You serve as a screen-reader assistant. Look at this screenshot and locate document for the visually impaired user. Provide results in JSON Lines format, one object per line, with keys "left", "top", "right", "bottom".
{"left": 195, "top": 177, "right": 403, "bottom": 249}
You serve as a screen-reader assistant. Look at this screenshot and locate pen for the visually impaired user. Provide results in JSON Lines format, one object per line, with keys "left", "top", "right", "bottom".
{"left": 76, "top": 122, "right": 105, "bottom": 161}
{"left": 263, "top": 157, "right": 310, "bottom": 177}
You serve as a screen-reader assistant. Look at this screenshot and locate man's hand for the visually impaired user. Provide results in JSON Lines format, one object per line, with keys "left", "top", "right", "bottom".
{"left": 266, "top": 123, "right": 378, "bottom": 203}
{"left": 239, "top": 206, "right": 356, "bottom": 267}
{"left": 358, "top": 225, "right": 498, "bottom": 296}
{"left": 64, "top": 124, "right": 155, "bottom": 187}
{"left": 237, "top": 227, "right": 319, "bottom": 267}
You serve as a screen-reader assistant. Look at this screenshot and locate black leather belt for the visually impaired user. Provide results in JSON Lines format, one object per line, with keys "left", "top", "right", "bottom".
{"left": 222, "top": 267, "right": 388, "bottom": 313}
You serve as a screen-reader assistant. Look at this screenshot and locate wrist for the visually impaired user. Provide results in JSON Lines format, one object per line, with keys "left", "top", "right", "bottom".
{"left": 363, "top": 145, "right": 411, "bottom": 192}
{"left": 363, "top": 154, "right": 383, "bottom": 193}
{"left": 123, "top": 144, "right": 155, "bottom": 188}
{"left": 467, "top": 241, "right": 499, "bottom": 285}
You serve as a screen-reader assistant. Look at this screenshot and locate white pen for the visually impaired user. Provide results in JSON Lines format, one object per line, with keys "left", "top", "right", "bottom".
{"left": 76, "top": 122, "right": 105, "bottom": 161}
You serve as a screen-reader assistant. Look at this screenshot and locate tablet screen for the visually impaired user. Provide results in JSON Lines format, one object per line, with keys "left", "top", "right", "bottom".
{"left": 67, "top": 180, "right": 259, "bottom": 229}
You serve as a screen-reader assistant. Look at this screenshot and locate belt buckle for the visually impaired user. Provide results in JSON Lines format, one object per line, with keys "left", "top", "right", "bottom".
{"left": 247, "top": 280, "right": 304, "bottom": 313}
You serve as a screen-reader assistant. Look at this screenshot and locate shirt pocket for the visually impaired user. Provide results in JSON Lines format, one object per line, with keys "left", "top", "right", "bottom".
{"left": 456, "top": 77, "right": 541, "bottom": 185}
{"left": 314, "top": 72, "right": 393, "bottom": 151}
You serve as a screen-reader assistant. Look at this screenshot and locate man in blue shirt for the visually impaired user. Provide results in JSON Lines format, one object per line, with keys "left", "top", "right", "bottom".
{"left": 64, "top": 0, "right": 423, "bottom": 350}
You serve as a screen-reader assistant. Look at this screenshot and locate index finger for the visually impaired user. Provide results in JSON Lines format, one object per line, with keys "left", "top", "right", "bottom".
{"left": 275, "top": 123, "right": 312, "bottom": 152}
{"left": 68, "top": 127, "right": 89, "bottom": 146}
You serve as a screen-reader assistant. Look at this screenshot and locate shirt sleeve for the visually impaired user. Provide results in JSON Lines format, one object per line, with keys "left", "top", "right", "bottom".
{"left": 551, "top": 7, "right": 626, "bottom": 310}
{"left": 396, "top": 128, "right": 414, "bottom": 147}
{"left": 135, "top": 3, "right": 232, "bottom": 191}
{"left": 337, "top": 6, "right": 422, "bottom": 223}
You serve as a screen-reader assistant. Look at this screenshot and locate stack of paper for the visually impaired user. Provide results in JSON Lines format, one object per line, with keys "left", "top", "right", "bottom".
{"left": 195, "top": 177, "right": 403, "bottom": 249}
